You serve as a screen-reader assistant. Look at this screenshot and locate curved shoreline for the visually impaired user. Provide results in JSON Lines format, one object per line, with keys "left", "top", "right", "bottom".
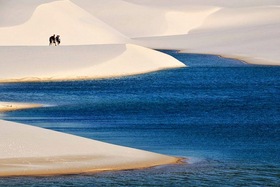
{"left": 0, "top": 66, "right": 186, "bottom": 84}
{"left": 159, "top": 48, "right": 279, "bottom": 66}
{"left": 0, "top": 154, "right": 184, "bottom": 177}
{"left": 0, "top": 44, "right": 186, "bottom": 83}
{"left": 166, "top": 49, "right": 280, "bottom": 66}
{"left": 0, "top": 105, "right": 183, "bottom": 177}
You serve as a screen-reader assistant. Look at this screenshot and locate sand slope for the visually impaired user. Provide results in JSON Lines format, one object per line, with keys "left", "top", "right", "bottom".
{"left": 0, "top": 44, "right": 185, "bottom": 82}
{"left": 0, "top": 0, "right": 185, "bottom": 82}
{"left": 0, "top": 0, "right": 128, "bottom": 46}
{"left": 0, "top": 0, "right": 58, "bottom": 27}
{"left": 132, "top": 5, "right": 280, "bottom": 65}
{"left": 0, "top": 119, "right": 179, "bottom": 176}
{"left": 70, "top": 0, "right": 280, "bottom": 65}
{"left": 71, "top": 0, "right": 220, "bottom": 37}
{"left": 128, "top": 2, "right": 280, "bottom": 65}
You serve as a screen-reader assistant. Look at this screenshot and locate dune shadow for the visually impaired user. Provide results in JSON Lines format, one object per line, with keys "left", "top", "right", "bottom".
{"left": 0, "top": 0, "right": 62, "bottom": 27}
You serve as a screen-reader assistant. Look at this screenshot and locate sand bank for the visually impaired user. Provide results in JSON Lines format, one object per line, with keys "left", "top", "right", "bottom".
{"left": 0, "top": 120, "right": 181, "bottom": 177}
{"left": 0, "top": 102, "right": 42, "bottom": 113}
{"left": 0, "top": 44, "right": 185, "bottom": 83}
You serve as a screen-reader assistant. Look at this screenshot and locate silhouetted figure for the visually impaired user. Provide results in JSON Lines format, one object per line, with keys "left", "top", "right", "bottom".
{"left": 56, "top": 35, "right": 61, "bottom": 45}
{"left": 49, "top": 34, "right": 56, "bottom": 46}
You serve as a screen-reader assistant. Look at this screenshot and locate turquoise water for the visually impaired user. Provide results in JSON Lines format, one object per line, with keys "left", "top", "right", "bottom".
{"left": 0, "top": 52, "right": 279, "bottom": 186}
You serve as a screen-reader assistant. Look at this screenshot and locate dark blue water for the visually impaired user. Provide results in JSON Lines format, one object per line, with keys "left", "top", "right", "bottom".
{"left": 0, "top": 52, "right": 279, "bottom": 186}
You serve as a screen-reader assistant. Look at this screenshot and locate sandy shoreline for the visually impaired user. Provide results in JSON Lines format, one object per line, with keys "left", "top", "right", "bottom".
{"left": 155, "top": 49, "right": 275, "bottom": 67}
{"left": 0, "top": 44, "right": 186, "bottom": 83}
{"left": 178, "top": 52, "right": 271, "bottom": 66}
{"left": 0, "top": 105, "right": 182, "bottom": 177}
{"left": 0, "top": 66, "right": 186, "bottom": 84}
{"left": 0, "top": 101, "right": 183, "bottom": 177}
{"left": 181, "top": 51, "right": 278, "bottom": 66}
{"left": 218, "top": 54, "right": 279, "bottom": 66}
{"left": 0, "top": 102, "right": 42, "bottom": 113}
{"left": 0, "top": 154, "right": 182, "bottom": 177}
{"left": 133, "top": 35, "right": 280, "bottom": 66}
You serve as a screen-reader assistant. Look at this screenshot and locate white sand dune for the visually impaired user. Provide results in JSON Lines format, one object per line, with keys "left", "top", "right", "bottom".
{"left": 0, "top": 0, "right": 128, "bottom": 46}
{"left": 71, "top": 0, "right": 220, "bottom": 37}
{"left": 0, "top": 0, "right": 185, "bottom": 82}
{"left": 72, "top": 0, "right": 279, "bottom": 65}
{"left": 126, "top": 2, "right": 280, "bottom": 65}
{"left": 0, "top": 119, "right": 180, "bottom": 176}
{"left": 0, "top": 44, "right": 184, "bottom": 82}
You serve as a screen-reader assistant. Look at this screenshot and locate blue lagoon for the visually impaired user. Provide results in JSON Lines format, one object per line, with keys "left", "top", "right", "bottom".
{"left": 0, "top": 52, "right": 279, "bottom": 186}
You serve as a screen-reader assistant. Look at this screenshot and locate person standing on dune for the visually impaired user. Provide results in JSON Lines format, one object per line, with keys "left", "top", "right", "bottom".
{"left": 56, "top": 35, "right": 61, "bottom": 46}
{"left": 49, "top": 34, "right": 56, "bottom": 46}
